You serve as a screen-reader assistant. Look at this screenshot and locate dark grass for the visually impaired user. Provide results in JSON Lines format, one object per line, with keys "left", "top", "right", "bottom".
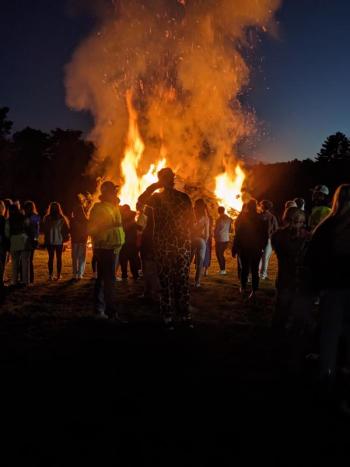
{"left": 0, "top": 250, "right": 348, "bottom": 465}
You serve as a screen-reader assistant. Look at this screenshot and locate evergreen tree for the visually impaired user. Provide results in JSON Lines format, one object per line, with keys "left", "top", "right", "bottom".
{"left": 316, "top": 132, "right": 350, "bottom": 162}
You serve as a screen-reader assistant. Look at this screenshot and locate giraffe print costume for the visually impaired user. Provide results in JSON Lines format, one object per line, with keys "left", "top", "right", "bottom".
{"left": 143, "top": 188, "right": 194, "bottom": 318}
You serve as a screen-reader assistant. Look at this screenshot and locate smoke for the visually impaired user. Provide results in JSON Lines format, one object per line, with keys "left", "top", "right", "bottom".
{"left": 65, "top": 0, "right": 281, "bottom": 187}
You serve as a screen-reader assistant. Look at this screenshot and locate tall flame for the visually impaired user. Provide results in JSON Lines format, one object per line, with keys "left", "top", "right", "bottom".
{"left": 119, "top": 91, "right": 166, "bottom": 209}
{"left": 215, "top": 164, "right": 246, "bottom": 214}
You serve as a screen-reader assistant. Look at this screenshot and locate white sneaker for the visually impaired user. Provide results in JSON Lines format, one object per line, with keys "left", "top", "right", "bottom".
{"left": 195, "top": 282, "right": 201, "bottom": 288}
{"left": 219, "top": 270, "right": 227, "bottom": 275}
{"left": 95, "top": 311, "right": 108, "bottom": 320}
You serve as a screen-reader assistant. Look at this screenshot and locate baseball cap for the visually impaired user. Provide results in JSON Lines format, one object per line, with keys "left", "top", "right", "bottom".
{"left": 100, "top": 181, "right": 119, "bottom": 194}
{"left": 311, "top": 185, "right": 329, "bottom": 196}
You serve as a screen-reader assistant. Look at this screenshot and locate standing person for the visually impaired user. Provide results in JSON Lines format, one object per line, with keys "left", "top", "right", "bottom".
{"left": 306, "top": 184, "right": 350, "bottom": 389}
{"left": 23, "top": 201, "right": 40, "bottom": 284}
{"left": 136, "top": 201, "right": 160, "bottom": 303}
{"left": 192, "top": 199, "right": 209, "bottom": 287}
{"left": 232, "top": 199, "right": 268, "bottom": 300}
{"left": 70, "top": 195, "right": 89, "bottom": 280}
{"left": 43, "top": 202, "right": 70, "bottom": 281}
{"left": 272, "top": 208, "right": 312, "bottom": 328}
{"left": 0, "top": 200, "right": 8, "bottom": 294}
{"left": 119, "top": 205, "right": 141, "bottom": 281}
{"left": 203, "top": 208, "right": 213, "bottom": 276}
{"left": 214, "top": 206, "right": 232, "bottom": 275}
{"left": 5, "top": 204, "right": 31, "bottom": 286}
{"left": 138, "top": 168, "right": 194, "bottom": 329}
{"left": 259, "top": 200, "right": 279, "bottom": 280}
{"left": 89, "top": 181, "right": 125, "bottom": 320}
{"left": 309, "top": 185, "right": 331, "bottom": 231}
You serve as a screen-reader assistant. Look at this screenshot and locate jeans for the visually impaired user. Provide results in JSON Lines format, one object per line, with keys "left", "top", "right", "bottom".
{"left": 238, "top": 248, "right": 262, "bottom": 291}
{"left": 215, "top": 241, "right": 228, "bottom": 271}
{"left": 93, "top": 248, "right": 118, "bottom": 316}
{"left": 47, "top": 245, "right": 63, "bottom": 277}
{"left": 11, "top": 250, "right": 31, "bottom": 285}
{"left": 260, "top": 238, "right": 272, "bottom": 277}
{"left": 193, "top": 237, "right": 207, "bottom": 284}
{"left": 72, "top": 243, "right": 87, "bottom": 278}
{"left": 319, "top": 289, "right": 350, "bottom": 380}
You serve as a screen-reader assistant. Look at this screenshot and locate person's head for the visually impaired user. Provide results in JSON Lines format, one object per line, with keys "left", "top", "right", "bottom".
{"left": 260, "top": 200, "right": 273, "bottom": 212}
{"left": 283, "top": 207, "right": 306, "bottom": 233}
{"left": 294, "top": 197, "right": 305, "bottom": 211}
{"left": 100, "top": 181, "right": 119, "bottom": 204}
{"left": 330, "top": 184, "right": 350, "bottom": 218}
{"left": 218, "top": 206, "right": 225, "bottom": 216}
{"left": 246, "top": 198, "right": 258, "bottom": 215}
{"left": 47, "top": 202, "right": 64, "bottom": 218}
{"left": 284, "top": 200, "right": 298, "bottom": 210}
{"left": 158, "top": 167, "right": 175, "bottom": 189}
{"left": 8, "top": 203, "right": 20, "bottom": 217}
{"left": 23, "top": 200, "right": 38, "bottom": 217}
{"left": 194, "top": 198, "right": 207, "bottom": 218}
{"left": 311, "top": 185, "right": 329, "bottom": 206}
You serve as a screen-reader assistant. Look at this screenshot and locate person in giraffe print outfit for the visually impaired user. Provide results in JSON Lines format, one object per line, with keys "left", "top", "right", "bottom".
{"left": 138, "top": 168, "right": 194, "bottom": 329}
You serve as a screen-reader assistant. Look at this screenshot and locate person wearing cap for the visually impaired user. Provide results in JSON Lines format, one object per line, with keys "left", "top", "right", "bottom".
{"left": 259, "top": 200, "right": 278, "bottom": 280}
{"left": 309, "top": 185, "right": 331, "bottom": 231}
{"left": 89, "top": 181, "right": 125, "bottom": 320}
{"left": 138, "top": 168, "right": 194, "bottom": 329}
{"left": 214, "top": 206, "right": 232, "bottom": 275}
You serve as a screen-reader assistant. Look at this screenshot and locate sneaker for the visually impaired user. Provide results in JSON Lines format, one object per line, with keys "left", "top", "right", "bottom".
{"left": 48, "top": 275, "right": 53, "bottom": 282}
{"left": 194, "top": 282, "right": 201, "bottom": 288}
{"left": 95, "top": 311, "right": 109, "bottom": 320}
{"left": 115, "top": 277, "right": 123, "bottom": 282}
{"left": 219, "top": 270, "right": 227, "bottom": 275}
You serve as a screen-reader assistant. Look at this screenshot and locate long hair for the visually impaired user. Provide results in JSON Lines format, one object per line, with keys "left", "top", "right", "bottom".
{"left": 0, "top": 200, "right": 5, "bottom": 217}
{"left": 24, "top": 200, "right": 38, "bottom": 216}
{"left": 194, "top": 199, "right": 207, "bottom": 219}
{"left": 329, "top": 184, "right": 350, "bottom": 218}
{"left": 45, "top": 202, "right": 67, "bottom": 222}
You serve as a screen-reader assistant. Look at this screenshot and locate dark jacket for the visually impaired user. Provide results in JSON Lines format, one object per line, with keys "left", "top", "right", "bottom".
{"left": 306, "top": 215, "right": 350, "bottom": 290}
{"left": 232, "top": 212, "right": 268, "bottom": 255}
{"left": 261, "top": 211, "right": 279, "bottom": 239}
{"left": 272, "top": 227, "right": 311, "bottom": 291}
{"left": 70, "top": 205, "right": 88, "bottom": 243}
{"left": 0, "top": 215, "right": 8, "bottom": 251}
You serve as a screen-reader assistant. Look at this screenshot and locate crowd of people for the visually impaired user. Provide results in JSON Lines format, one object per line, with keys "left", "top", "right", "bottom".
{"left": 1, "top": 170, "right": 350, "bottom": 398}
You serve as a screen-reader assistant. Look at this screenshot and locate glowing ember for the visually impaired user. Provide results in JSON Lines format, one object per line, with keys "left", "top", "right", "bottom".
{"left": 215, "top": 164, "right": 246, "bottom": 214}
{"left": 119, "top": 91, "right": 167, "bottom": 209}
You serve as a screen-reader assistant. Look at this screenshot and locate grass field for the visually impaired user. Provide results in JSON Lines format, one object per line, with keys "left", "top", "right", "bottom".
{"left": 0, "top": 249, "right": 347, "bottom": 465}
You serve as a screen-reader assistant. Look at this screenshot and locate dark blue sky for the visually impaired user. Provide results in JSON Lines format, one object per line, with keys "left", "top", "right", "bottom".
{"left": 0, "top": 0, "right": 349, "bottom": 162}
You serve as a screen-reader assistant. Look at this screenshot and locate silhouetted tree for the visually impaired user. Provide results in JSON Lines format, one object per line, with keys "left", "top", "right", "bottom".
{"left": 316, "top": 132, "right": 350, "bottom": 162}
{"left": 0, "top": 107, "right": 13, "bottom": 141}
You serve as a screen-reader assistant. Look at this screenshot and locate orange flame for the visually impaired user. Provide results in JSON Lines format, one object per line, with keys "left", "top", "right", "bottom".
{"left": 214, "top": 164, "right": 245, "bottom": 214}
{"left": 119, "top": 91, "right": 166, "bottom": 209}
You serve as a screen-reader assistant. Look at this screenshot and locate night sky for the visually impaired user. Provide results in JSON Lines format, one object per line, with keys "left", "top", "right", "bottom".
{"left": 0, "top": 0, "right": 349, "bottom": 162}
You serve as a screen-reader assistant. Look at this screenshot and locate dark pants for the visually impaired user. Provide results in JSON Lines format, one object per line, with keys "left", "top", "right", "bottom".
{"left": 47, "top": 245, "right": 63, "bottom": 277}
{"left": 30, "top": 249, "right": 35, "bottom": 283}
{"left": 238, "top": 248, "right": 262, "bottom": 291}
{"left": 0, "top": 249, "right": 6, "bottom": 288}
{"left": 93, "top": 248, "right": 118, "bottom": 316}
{"left": 119, "top": 244, "right": 140, "bottom": 279}
{"left": 320, "top": 289, "right": 350, "bottom": 381}
{"left": 156, "top": 245, "right": 191, "bottom": 318}
{"left": 215, "top": 241, "right": 228, "bottom": 270}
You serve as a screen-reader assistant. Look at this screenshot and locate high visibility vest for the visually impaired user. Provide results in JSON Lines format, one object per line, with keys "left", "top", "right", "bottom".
{"left": 89, "top": 202, "right": 125, "bottom": 252}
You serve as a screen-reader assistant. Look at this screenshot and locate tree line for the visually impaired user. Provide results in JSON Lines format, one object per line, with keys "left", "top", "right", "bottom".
{"left": 1, "top": 106, "right": 350, "bottom": 215}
